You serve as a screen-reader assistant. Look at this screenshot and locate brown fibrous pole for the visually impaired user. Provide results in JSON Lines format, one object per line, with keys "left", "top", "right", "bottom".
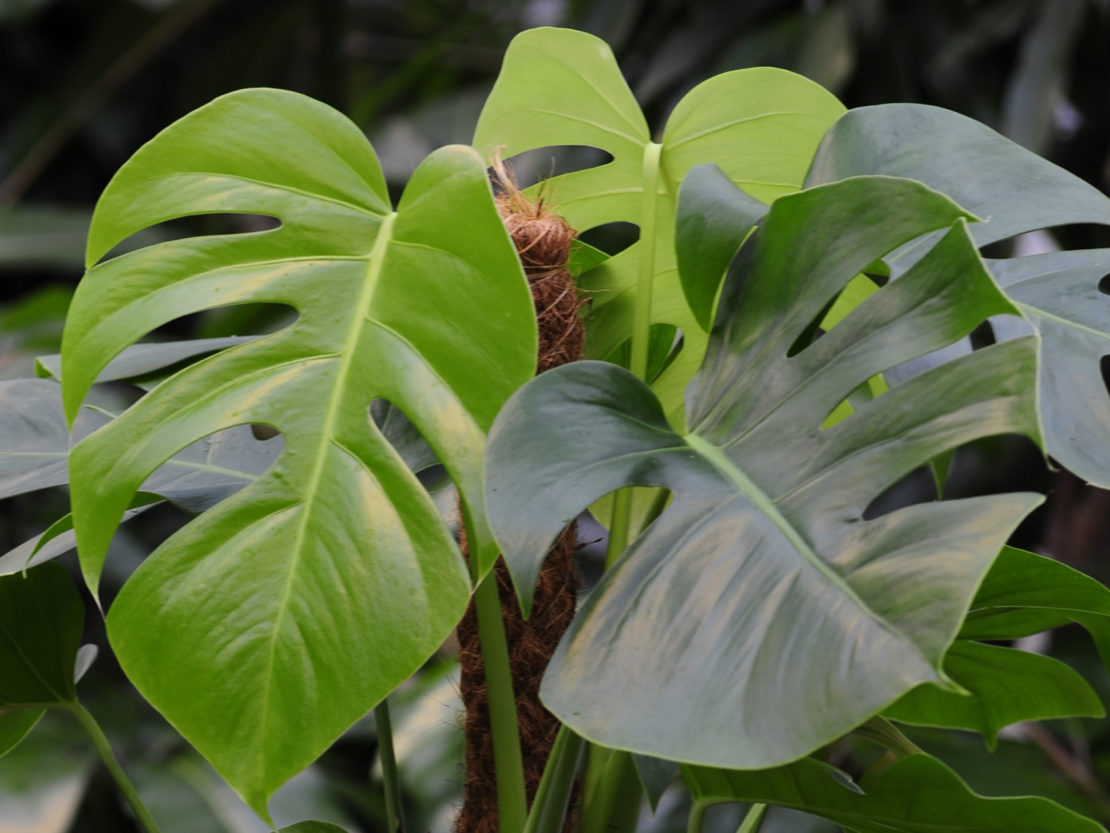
{"left": 455, "top": 157, "right": 584, "bottom": 833}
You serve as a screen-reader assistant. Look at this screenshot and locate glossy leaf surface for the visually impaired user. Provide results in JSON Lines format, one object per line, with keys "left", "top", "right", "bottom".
{"left": 807, "top": 104, "right": 1110, "bottom": 486}
{"left": 486, "top": 176, "right": 1042, "bottom": 767}
{"left": 474, "top": 26, "right": 843, "bottom": 422}
{"left": 61, "top": 88, "right": 536, "bottom": 813}
{"left": 684, "top": 753, "right": 1103, "bottom": 833}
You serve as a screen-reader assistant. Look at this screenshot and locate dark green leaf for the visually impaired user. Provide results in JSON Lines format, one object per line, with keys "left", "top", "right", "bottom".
{"left": 675, "top": 164, "right": 767, "bottom": 331}
{"left": 806, "top": 104, "right": 1110, "bottom": 486}
{"left": 961, "top": 546, "right": 1110, "bottom": 662}
{"left": 277, "top": 823, "right": 350, "bottom": 833}
{"left": 986, "top": 250, "right": 1110, "bottom": 487}
{"left": 684, "top": 753, "right": 1104, "bottom": 833}
{"left": 0, "top": 563, "right": 83, "bottom": 707}
{"left": 487, "top": 176, "right": 1042, "bottom": 767}
{"left": 0, "top": 709, "right": 42, "bottom": 759}
{"left": 884, "top": 640, "right": 1104, "bottom": 746}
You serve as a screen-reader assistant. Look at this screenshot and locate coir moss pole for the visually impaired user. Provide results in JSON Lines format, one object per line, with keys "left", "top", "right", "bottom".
{"left": 456, "top": 167, "right": 584, "bottom": 833}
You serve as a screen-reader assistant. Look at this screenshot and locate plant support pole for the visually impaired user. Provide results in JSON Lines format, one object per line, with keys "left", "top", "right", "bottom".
{"left": 66, "top": 702, "right": 163, "bottom": 833}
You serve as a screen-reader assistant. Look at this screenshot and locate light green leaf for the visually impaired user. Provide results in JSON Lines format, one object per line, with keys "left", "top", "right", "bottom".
{"left": 61, "top": 88, "right": 536, "bottom": 814}
{"left": 806, "top": 104, "right": 1110, "bottom": 486}
{"left": 684, "top": 753, "right": 1104, "bottom": 832}
{"left": 475, "top": 26, "right": 843, "bottom": 424}
{"left": 884, "top": 640, "right": 1104, "bottom": 746}
{"left": 486, "top": 176, "right": 1042, "bottom": 767}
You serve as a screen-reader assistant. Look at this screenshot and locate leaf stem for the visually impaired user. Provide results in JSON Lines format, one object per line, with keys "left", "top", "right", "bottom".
{"left": 629, "top": 142, "right": 663, "bottom": 382}
{"left": 582, "top": 748, "right": 641, "bottom": 833}
{"left": 472, "top": 570, "right": 528, "bottom": 833}
{"left": 735, "top": 803, "right": 768, "bottom": 833}
{"left": 66, "top": 702, "right": 162, "bottom": 833}
{"left": 374, "top": 698, "right": 406, "bottom": 833}
{"left": 523, "top": 725, "right": 585, "bottom": 833}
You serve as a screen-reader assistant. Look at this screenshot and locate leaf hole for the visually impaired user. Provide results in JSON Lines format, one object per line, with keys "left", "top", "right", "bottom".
{"left": 602, "top": 324, "right": 682, "bottom": 384}
{"left": 99, "top": 213, "right": 281, "bottom": 264}
{"left": 369, "top": 399, "right": 440, "bottom": 478}
{"left": 151, "top": 302, "right": 297, "bottom": 342}
{"left": 1099, "top": 273, "right": 1110, "bottom": 295}
{"left": 577, "top": 222, "right": 640, "bottom": 258}
{"left": 499, "top": 146, "right": 615, "bottom": 191}
{"left": 861, "top": 466, "right": 937, "bottom": 521}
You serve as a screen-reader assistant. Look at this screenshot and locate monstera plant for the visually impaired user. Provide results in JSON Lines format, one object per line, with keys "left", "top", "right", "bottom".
{"left": 2, "top": 25, "right": 1110, "bottom": 833}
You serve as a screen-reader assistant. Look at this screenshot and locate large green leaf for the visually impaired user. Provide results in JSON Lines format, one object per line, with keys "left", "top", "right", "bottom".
{"left": 684, "top": 753, "right": 1104, "bottom": 833}
{"left": 61, "top": 88, "right": 536, "bottom": 814}
{"left": 474, "top": 26, "right": 843, "bottom": 423}
{"left": 806, "top": 104, "right": 1110, "bottom": 486}
{"left": 883, "top": 640, "right": 1104, "bottom": 745}
{"left": 486, "top": 176, "right": 1043, "bottom": 768}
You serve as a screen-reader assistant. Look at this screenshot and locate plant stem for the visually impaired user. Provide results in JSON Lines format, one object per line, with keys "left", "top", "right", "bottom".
{"left": 65, "top": 702, "right": 162, "bottom": 833}
{"left": 604, "top": 489, "right": 634, "bottom": 569}
{"left": 582, "top": 748, "right": 641, "bottom": 833}
{"left": 523, "top": 725, "right": 585, "bottom": 833}
{"left": 735, "top": 803, "right": 768, "bottom": 833}
{"left": 629, "top": 142, "right": 663, "bottom": 382}
{"left": 472, "top": 570, "right": 529, "bottom": 833}
{"left": 374, "top": 698, "right": 406, "bottom": 833}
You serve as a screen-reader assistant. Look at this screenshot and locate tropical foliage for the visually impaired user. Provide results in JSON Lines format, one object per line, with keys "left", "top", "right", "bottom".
{"left": 2, "top": 21, "right": 1110, "bottom": 833}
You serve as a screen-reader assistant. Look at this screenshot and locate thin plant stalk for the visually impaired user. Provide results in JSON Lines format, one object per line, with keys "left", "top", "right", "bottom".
{"left": 736, "top": 804, "right": 768, "bottom": 833}
{"left": 374, "top": 698, "right": 406, "bottom": 833}
{"left": 523, "top": 725, "right": 586, "bottom": 833}
{"left": 472, "top": 569, "right": 529, "bottom": 833}
{"left": 65, "top": 702, "right": 163, "bottom": 833}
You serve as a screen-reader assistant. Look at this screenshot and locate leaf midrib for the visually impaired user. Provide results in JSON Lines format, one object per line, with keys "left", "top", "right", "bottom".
{"left": 254, "top": 210, "right": 398, "bottom": 770}
{"left": 682, "top": 433, "right": 909, "bottom": 647}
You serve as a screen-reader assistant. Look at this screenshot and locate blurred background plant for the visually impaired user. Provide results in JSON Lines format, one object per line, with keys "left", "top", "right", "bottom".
{"left": 2, "top": 1, "right": 1109, "bottom": 831}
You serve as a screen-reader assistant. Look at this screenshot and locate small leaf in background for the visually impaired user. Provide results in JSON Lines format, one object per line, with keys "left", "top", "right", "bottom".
{"left": 684, "top": 753, "right": 1104, "bottom": 833}
{"left": 884, "top": 640, "right": 1104, "bottom": 746}
{"left": 0, "top": 562, "right": 83, "bottom": 708}
{"left": 0, "top": 709, "right": 41, "bottom": 759}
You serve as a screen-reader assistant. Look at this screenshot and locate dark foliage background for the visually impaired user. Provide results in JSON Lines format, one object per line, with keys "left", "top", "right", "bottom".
{"left": 2, "top": 1, "right": 1109, "bottom": 831}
